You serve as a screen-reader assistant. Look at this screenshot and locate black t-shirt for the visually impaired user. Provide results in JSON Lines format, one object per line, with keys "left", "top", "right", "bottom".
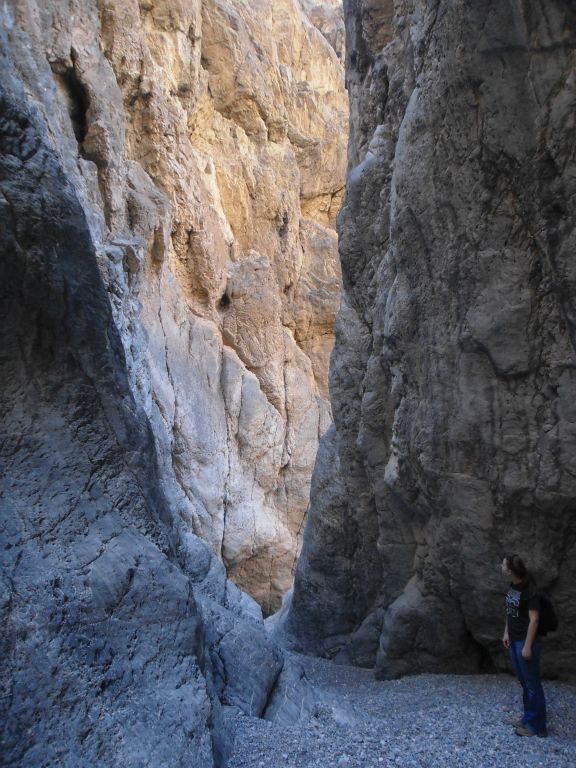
{"left": 505, "top": 578, "right": 541, "bottom": 641}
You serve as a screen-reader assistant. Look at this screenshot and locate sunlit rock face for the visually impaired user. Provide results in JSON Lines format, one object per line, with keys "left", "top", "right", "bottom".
{"left": 300, "top": 0, "right": 346, "bottom": 60}
{"left": 1, "top": 1, "right": 343, "bottom": 762}
{"left": 283, "top": 0, "right": 576, "bottom": 680}
{"left": 3, "top": 0, "right": 347, "bottom": 614}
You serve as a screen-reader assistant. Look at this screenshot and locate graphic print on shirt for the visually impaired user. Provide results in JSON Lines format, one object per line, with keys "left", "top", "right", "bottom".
{"left": 506, "top": 589, "right": 521, "bottom": 618}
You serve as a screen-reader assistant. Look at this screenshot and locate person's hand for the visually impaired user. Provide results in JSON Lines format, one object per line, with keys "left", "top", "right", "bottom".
{"left": 522, "top": 645, "right": 532, "bottom": 660}
{"left": 502, "top": 632, "right": 510, "bottom": 649}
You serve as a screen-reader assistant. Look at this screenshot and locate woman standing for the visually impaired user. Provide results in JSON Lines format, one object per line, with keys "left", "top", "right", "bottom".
{"left": 502, "top": 554, "right": 547, "bottom": 737}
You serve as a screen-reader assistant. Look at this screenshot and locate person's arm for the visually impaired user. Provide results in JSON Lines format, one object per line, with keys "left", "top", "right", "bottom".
{"left": 522, "top": 609, "right": 539, "bottom": 659}
{"left": 502, "top": 617, "right": 510, "bottom": 649}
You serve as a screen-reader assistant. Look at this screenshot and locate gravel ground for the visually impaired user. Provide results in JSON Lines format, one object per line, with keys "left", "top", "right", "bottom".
{"left": 226, "top": 655, "right": 576, "bottom": 768}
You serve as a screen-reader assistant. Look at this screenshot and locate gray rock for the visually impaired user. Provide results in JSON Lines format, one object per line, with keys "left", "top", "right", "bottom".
{"left": 283, "top": 0, "right": 576, "bottom": 681}
{"left": 0, "top": 32, "right": 305, "bottom": 768}
{"left": 3, "top": 0, "right": 346, "bottom": 617}
{"left": 228, "top": 654, "right": 576, "bottom": 768}
{"left": 0, "top": 44, "right": 211, "bottom": 765}
{"left": 263, "top": 653, "right": 319, "bottom": 726}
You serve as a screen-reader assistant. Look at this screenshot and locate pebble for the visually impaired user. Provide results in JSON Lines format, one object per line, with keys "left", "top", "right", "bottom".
{"left": 227, "top": 654, "right": 576, "bottom": 768}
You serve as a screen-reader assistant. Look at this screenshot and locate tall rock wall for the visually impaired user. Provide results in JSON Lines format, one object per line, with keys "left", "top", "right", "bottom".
{"left": 283, "top": 0, "right": 576, "bottom": 680}
{"left": 0, "top": 47, "right": 270, "bottom": 767}
{"left": 0, "top": 0, "right": 344, "bottom": 765}
{"left": 2, "top": 0, "right": 347, "bottom": 614}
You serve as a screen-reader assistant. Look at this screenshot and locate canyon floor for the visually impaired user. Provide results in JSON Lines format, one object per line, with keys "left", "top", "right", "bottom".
{"left": 226, "top": 654, "right": 576, "bottom": 768}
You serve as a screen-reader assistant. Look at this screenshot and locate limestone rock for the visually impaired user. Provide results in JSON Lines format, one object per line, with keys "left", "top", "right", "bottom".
{"left": 0, "top": 0, "right": 346, "bottom": 763}
{"left": 3, "top": 0, "right": 347, "bottom": 615}
{"left": 0, "top": 56, "right": 215, "bottom": 765}
{"left": 283, "top": 0, "right": 576, "bottom": 681}
{"left": 300, "top": 0, "right": 346, "bottom": 61}
{"left": 0, "top": 29, "right": 317, "bottom": 765}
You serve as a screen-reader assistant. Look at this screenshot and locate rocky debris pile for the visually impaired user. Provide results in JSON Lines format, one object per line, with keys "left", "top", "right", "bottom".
{"left": 228, "top": 655, "right": 576, "bottom": 768}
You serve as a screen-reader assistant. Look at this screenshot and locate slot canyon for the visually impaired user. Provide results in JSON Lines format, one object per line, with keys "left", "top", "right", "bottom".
{"left": 1, "top": 1, "right": 576, "bottom": 767}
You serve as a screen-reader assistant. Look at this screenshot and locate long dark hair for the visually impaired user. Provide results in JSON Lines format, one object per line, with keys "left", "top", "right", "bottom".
{"left": 505, "top": 554, "right": 528, "bottom": 580}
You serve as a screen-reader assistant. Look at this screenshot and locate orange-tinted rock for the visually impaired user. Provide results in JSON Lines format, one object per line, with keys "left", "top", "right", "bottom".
{"left": 5, "top": 0, "right": 346, "bottom": 613}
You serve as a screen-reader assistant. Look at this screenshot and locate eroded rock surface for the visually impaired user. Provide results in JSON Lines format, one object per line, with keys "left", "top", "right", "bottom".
{"left": 1, "top": 0, "right": 345, "bottom": 764}
{"left": 283, "top": 0, "right": 576, "bottom": 680}
{"left": 2, "top": 0, "right": 346, "bottom": 615}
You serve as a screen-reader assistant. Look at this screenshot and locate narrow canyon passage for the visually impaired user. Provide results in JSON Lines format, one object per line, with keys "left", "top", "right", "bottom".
{"left": 2, "top": 0, "right": 348, "bottom": 616}
{"left": 2, "top": 1, "right": 576, "bottom": 766}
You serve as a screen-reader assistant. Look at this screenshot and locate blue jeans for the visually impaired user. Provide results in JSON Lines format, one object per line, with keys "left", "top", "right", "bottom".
{"left": 508, "top": 639, "right": 547, "bottom": 734}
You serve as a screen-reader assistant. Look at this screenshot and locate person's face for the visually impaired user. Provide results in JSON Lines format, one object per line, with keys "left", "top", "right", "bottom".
{"left": 501, "top": 558, "right": 511, "bottom": 578}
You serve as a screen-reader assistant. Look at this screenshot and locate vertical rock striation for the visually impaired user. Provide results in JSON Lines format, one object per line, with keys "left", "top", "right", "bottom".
{"left": 284, "top": 0, "right": 576, "bottom": 680}
{"left": 2, "top": 0, "right": 347, "bottom": 615}
{"left": 1, "top": 31, "right": 322, "bottom": 765}
{"left": 0, "top": 49, "right": 210, "bottom": 765}
{"left": 0, "top": 1, "right": 343, "bottom": 764}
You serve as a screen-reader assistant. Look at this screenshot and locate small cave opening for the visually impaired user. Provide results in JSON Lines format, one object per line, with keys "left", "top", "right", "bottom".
{"left": 218, "top": 291, "right": 231, "bottom": 311}
{"left": 51, "top": 63, "right": 90, "bottom": 145}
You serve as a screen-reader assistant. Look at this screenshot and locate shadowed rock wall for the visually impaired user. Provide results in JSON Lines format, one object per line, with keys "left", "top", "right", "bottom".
{"left": 283, "top": 0, "right": 576, "bottom": 680}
